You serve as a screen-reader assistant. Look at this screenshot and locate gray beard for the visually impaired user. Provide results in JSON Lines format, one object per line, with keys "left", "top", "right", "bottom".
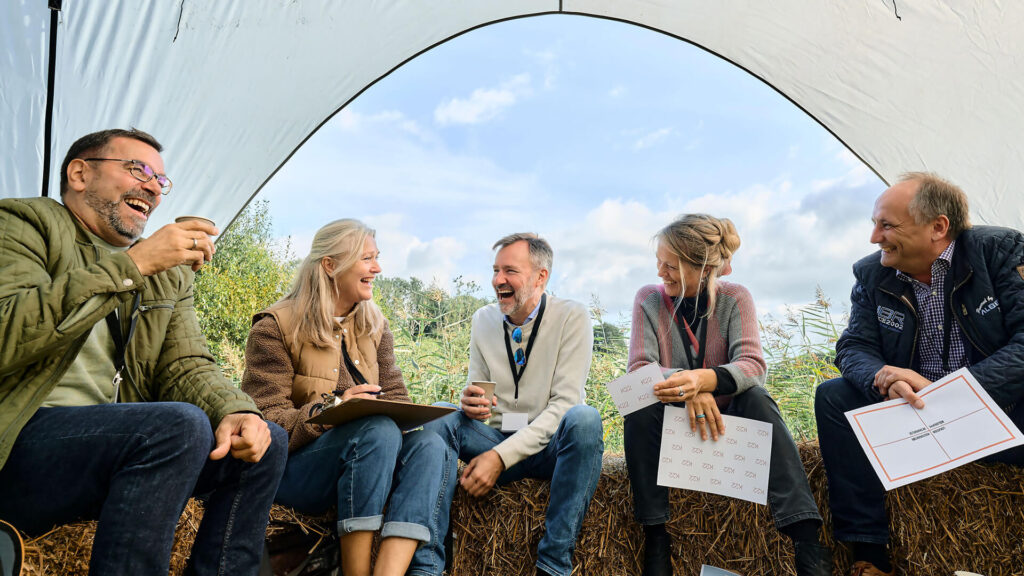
{"left": 499, "top": 286, "right": 531, "bottom": 318}
{"left": 84, "top": 190, "right": 144, "bottom": 241}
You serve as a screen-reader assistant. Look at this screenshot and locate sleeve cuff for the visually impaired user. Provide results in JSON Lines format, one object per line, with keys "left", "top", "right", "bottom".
{"left": 712, "top": 367, "right": 738, "bottom": 396}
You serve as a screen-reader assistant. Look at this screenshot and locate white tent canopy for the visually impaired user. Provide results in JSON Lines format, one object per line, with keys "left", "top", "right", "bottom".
{"left": 4, "top": 0, "right": 1023, "bottom": 231}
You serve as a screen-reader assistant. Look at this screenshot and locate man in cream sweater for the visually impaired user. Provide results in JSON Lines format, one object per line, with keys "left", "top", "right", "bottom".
{"left": 423, "top": 233, "right": 603, "bottom": 576}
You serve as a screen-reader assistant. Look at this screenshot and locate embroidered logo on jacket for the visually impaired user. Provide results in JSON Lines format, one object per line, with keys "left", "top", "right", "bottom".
{"left": 877, "top": 306, "right": 905, "bottom": 332}
{"left": 975, "top": 295, "right": 1000, "bottom": 316}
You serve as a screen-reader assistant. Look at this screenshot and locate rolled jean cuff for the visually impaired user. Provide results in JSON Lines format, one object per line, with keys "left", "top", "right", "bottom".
{"left": 381, "top": 521, "right": 430, "bottom": 544}
{"left": 774, "top": 510, "right": 823, "bottom": 529}
{"left": 537, "top": 559, "right": 567, "bottom": 576}
{"left": 337, "top": 514, "right": 383, "bottom": 535}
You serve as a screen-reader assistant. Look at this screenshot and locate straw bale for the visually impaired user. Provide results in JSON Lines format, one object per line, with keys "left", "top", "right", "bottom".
{"left": 447, "top": 444, "right": 1024, "bottom": 576}
{"left": 19, "top": 442, "right": 1024, "bottom": 575}
{"left": 22, "top": 499, "right": 202, "bottom": 575}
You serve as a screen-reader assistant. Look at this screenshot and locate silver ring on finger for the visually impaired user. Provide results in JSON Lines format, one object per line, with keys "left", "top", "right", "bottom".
{"left": 191, "top": 237, "right": 198, "bottom": 250}
{"left": 678, "top": 386, "right": 684, "bottom": 397}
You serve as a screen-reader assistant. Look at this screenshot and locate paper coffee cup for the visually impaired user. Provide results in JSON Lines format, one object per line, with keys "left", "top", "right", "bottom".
{"left": 175, "top": 215, "right": 216, "bottom": 228}
{"left": 472, "top": 381, "right": 496, "bottom": 402}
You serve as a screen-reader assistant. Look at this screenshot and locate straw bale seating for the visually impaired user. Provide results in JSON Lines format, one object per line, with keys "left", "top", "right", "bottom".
{"left": 20, "top": 442, "right": 1024, "bottom": 575}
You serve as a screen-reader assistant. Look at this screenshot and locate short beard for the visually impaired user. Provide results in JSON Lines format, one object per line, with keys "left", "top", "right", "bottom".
{"left": 84, "top": 189, "right": 145, "bottom": 241}
{"left": 497, "top": 282, "right": 533, "bottom": 318}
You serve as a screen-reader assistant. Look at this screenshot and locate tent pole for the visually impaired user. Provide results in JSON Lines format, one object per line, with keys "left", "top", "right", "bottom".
{"left": 41, "top": 0, "right": 62, "bottom": 198}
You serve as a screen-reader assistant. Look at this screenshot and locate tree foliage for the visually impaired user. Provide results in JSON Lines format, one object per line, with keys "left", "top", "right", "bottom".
{"left": 192, "top": 204, "right": 843, "bottom": 449}
{"left": 193, "top": 200, "right": 295, "bottom": 381}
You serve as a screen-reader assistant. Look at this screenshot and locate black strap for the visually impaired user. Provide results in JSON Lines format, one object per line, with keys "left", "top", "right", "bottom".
{"left": 105, "top": 293, "right": 142, "bottom": 387}
{"left": 679, "top": 313, "right": 709, "bottom": 370}
{"left": 674, "top": 294, "right": 709, "bottom": 370}
{"left": 503, "top": 293, "right": 547, "bottom": 401}
{"left": 341, "top": 344, "right": 368, "bottom": 386}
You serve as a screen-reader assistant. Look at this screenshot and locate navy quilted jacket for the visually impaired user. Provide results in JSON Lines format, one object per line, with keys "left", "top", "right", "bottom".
{"left": 835, "top": 225, "right": 1024, "bottom": 407}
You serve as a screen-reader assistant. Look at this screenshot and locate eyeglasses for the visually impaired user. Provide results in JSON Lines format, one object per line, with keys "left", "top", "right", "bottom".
{"left": 511, "top": 326, "right": 526, "bottom": 366}
{"left": 84, "top": 158, "right": 173, "bottom": 194}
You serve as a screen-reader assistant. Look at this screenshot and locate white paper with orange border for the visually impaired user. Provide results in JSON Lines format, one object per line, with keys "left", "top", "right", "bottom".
{"left": 845, "top": 367, "right": 1023, "bottom": 490}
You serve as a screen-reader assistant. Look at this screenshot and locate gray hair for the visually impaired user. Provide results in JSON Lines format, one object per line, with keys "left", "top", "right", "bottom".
{"left": 901, "top": 172, "right": 972, "bottom": 239}
{"left": 492, "top": 232, "right": 553, "bottom": 275}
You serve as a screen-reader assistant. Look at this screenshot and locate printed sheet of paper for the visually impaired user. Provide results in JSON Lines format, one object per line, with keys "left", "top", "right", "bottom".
{"left": 606, "top": 363, "right": 663, "bottom": 416}
{"left": 657, "top": 406, "right": 772, "bottom": 505}
{"left": 845, "top": 368, "right": 1024, "bottom": 490}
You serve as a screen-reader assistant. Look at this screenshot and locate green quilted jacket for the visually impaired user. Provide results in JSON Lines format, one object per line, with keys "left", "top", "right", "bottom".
{"left": 0, "top": 197, "right": 259, "bottom": 469}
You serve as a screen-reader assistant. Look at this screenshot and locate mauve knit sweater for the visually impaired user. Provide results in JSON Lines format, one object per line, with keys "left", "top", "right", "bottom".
{"left": 628, "top": 282, "right": 767, "bottom": 395}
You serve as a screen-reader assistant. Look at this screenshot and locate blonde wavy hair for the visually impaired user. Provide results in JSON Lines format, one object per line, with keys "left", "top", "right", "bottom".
{"left": 278, "top": 219, "right": 384, "bottom": 348}
{"left": 655, "top": 213, "right": 741, "bottom": 316}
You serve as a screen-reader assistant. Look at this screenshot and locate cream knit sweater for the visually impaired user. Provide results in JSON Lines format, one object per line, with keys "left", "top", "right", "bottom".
{"left": 466, "top": 294, "right": 594, "bottom": 467}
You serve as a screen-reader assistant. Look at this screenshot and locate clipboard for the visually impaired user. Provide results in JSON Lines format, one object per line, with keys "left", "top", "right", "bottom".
{"left": 307, "top": 397, "right": 455, "bottom": 431}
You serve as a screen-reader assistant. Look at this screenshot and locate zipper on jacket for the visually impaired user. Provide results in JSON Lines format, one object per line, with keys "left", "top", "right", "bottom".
{"left": 120, "top": 300, "right": 173, "bottom": 402}
{"left": 880, "top": 284, "right": 920, "bottom": 369}
{"left": 112, "top": 370, "right": 122, "bottom": 403}
{"left": 120, "top": 298, "right": 153, "bottom": 403}
{"left": 948, "top": 268, "right": 992, "bottom": 357}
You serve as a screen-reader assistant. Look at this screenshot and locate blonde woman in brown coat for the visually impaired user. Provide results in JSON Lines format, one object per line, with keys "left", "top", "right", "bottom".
{"left": 242, "top": 219, "right": 451, "bottom": 576}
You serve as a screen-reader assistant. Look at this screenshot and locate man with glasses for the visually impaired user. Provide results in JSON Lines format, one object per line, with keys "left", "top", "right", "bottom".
{"left": 0, "top": 129, "right": 287, "bottom": 575}
{"left": 422, "top": 233, "right": 603, "bottom": 576}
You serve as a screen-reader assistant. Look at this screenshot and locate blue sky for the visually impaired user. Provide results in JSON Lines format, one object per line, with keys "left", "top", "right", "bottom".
{"left": 256, "top": 14, "right": 886, "bottom": 323}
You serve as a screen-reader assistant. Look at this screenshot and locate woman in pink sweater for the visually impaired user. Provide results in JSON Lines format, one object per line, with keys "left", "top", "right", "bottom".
{"left": 625, "top": 214, "right": 830, "bottom": 576}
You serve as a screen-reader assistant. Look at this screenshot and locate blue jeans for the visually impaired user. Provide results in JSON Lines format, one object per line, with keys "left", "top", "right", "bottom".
{"left": 0, "top": 403, "right": 288, "bottom": 576}
{"left": 815, "top": 377, "right": 1024, "bottom": 544}
{"left": 274, "top": 415, "right": 452, "bottom": 576}
{"left": 624, "top": 386, "right": 822, "bottom": 528}
{"left": 422, "top": 404, "right": 604, "bottom": 576}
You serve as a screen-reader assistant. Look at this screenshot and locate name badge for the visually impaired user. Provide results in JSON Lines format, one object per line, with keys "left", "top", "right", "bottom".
{"left": 501, "top": 412, "right": 529, "bottom": 432}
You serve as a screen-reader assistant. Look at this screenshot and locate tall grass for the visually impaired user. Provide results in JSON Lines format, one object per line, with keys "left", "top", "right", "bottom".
{"left": 587, "top": 298, "right": 629, "bottom": 452}
{"left": 761, "top": 287, "right": 844, "bottom": 441}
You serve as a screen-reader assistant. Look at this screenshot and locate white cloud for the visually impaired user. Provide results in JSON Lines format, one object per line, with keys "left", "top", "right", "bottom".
{"left": 366, "top": 213, "right": 467, "bottom": 286}
{"left": 533, "top": 176, "right": 877, "bottom": 323}
{"left": 334, "top": 108, "right": 359, "bottom": 131}
{"left": 434, "top": 74, "right": 532, "bottom": 126}
{"left": 608, "top": 85, "right": 626, "bottom": 98}
{"left": 547, "top": 199, "right": 675, "bottom": 316}
{"left": 263, "top": 108, "right": 541, "bottom": 214}
{"left": 524, "top": 48, "right": 559, "bottom": 90}
{"left": 633, "top": 127, "right": 673, "bottom": 150}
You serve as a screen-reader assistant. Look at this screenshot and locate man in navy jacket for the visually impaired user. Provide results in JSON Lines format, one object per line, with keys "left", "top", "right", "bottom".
{"left": 815, "top": 172, "right": 1024, "bottom": 576}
